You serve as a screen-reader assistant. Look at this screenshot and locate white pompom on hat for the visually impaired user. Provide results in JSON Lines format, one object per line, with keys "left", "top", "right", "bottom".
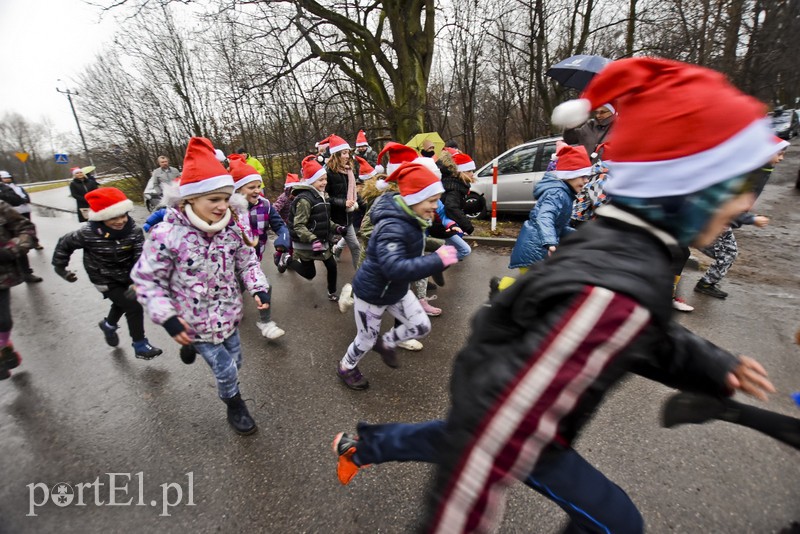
{"left": 85, "top": 187, "right": 134, "bottom": 221}
{"left": 179, "top": 137, "right": 235, "bottom": 199}
{"left": 552, "top": 57, "right": 776, "bottom": 198}
{"left": 301, "top": 155, "right": 327, "bottom": 185}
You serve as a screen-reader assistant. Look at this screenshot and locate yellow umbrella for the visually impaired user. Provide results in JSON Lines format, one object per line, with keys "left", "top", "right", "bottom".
{"left": 406, "top": 132, "right": 445, "bottom": 155}
{"left": 81, "top": 166, "right": 96, "bottom": 175}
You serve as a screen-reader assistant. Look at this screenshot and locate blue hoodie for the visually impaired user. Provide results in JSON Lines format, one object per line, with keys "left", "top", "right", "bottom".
{"left": 509, "top": 173, "right": 577, "bottom": 269}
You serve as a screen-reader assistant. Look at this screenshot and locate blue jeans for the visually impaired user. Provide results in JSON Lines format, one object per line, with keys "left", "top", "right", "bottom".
{"left": 446, "top": 234, "right": 471, "bottom": 260}
{"left": 194, "top": 331, "right": 242, "bottom": 399}
{"left": 353, "top": 420, "right": 643, "bottom": 534}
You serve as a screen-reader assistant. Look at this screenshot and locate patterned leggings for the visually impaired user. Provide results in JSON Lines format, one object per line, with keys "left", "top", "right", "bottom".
{"left": 340, "top": 290, "right": 431, "bottom": 370}
{"left": 699, "top": 228, "right": 737, "bottom": 285}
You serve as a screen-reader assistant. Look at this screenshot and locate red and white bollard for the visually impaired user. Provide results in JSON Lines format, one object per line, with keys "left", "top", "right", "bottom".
{"left": 490, "top": 158, "right": 498, "bottom": 232}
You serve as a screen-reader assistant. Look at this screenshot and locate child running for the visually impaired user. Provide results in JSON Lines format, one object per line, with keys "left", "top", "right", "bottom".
{"left": 336, "top": 161, "right": 457, "bottom": 390}
{"left": 287, "top": 156, "right": 344, "bottom": 301}
{"left": 229, "top": 156, "right": 289, "bottom": 340}
{"left": 0, "top": 200, "right": 36, "bottom": 380}
{"left": 131, "top": 137, "right": 269, "bottom": 435}
{"left": 52, "top": 187, "right": 163, "bottom": 360}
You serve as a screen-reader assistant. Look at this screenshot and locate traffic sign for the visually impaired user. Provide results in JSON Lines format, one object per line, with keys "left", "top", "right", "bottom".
{"left": 54, "top": 154, "right": 69, "bottom": 164}
{"left": 15, "top": 152, "right": 29, "bottom": 163}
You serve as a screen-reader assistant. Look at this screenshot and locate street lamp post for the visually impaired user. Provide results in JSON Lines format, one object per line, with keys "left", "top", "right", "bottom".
{"left": 56, "top": 82, "right": 94, "bottom": 166}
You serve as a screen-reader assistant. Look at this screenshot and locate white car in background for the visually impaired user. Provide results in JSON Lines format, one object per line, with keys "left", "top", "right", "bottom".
{"left": 465, "top": 136, "right": 561, "bottom": 218}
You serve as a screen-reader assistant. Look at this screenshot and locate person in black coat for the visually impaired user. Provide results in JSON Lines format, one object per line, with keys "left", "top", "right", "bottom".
{"left": 53, "top": 187, "right": 162, "bottom": 360}
{"left": 324, "top": 135, "right": 362, "bottom": 269}
{"left": 68, "top": 167, "right": 99, "bottom": 222}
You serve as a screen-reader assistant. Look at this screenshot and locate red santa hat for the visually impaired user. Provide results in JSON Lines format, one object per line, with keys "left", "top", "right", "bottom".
{"left": 328, "top": 135, "right": 351, "bottom": 155}
{"left": 355, "top": 130, "right": 369, "bottom": 147}
{"left": 179, "top": 137, "right": 234, "bottom": 199}
{"left": 284, "top": 173, "right": 300, "bottom": 189}
{"left": 356, "top": 156, "right": 376, "bottom": 181}
{"left": 383, "top": 162, "right": 445, "bottom": 206}
{"left": 315, "top": 136, "right": 331, "bottom": 151}
{"left": 552, "top": 145, "right": 593, "bottom": 180}
{"left": 85, "top": 187, "right": 134, "bottom": 221}
{"left": 453, "top": 153, "right": 476, "bottom": 172}
{"left": 772, "top": 135, "right": 790, "bottom": 152}
{"left": 376, "top": 142, "right": 441, "bottom": 190}
{"left": 229, "top": 157, "right": 263, "bottom": 190}
{"left": 551, "top": 57, "right": 775, "bottom": 198}
{"left": 71, "top": 167, "right": 83, "bottom": 175}
{"left": 302, "top": 155, "right": 327, "bottom": 185}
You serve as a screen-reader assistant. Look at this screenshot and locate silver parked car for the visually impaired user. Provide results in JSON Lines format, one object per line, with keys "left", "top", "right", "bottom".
{"left": 464, "top": 136, "right": 561, "bottom": 218}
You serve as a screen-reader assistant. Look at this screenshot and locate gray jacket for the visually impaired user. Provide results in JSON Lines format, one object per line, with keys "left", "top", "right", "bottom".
{"left": 144, "top": 166, "right": 180, "bottom": 198}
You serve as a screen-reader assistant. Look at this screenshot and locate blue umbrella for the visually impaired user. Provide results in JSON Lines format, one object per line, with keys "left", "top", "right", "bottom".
{"left": 545, "top": 54, "right": 612, "bottom": 91}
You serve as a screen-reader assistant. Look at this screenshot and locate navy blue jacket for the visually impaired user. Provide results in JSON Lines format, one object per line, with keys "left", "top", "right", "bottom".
{"left": 353, "top": 194, "right": 446, "bottom": 305}
{"left": 509, "top": 173, "right": 576, "bottom": 269}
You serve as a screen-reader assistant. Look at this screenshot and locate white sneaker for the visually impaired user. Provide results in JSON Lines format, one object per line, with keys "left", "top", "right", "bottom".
{"left": 397, "top": 339, "right": 423, "bottom": 351}
{"left": 338, "top": 283, "right": 354, "bottom": 313}
{"left": 256, "top": 321, "right": 285, "bottom": 340}
{"left": 671, "top": 297, "right": 694, "bottom": 312}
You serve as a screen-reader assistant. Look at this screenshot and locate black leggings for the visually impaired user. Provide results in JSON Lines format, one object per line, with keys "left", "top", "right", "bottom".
{"left": 0, "top": 288, "right": 11, "bottom": 332}
{"left": 103, "top": 285, "right": 145, "bottom": 342}
{"left": 290, "top": 256, "right": 337, "bottom": 293}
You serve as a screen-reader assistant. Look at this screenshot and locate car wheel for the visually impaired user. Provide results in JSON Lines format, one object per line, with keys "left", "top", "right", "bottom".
{"left": 464, "top": 192, "right": 487, "bottom": 219}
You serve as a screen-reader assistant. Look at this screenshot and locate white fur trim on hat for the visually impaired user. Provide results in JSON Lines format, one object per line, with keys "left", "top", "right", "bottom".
{"left": 234, "top": 173, "right": 262, "bottom": 190}
{"left": 411, "top": 156, "right": 442, "bottom": 178}
{"left": 385, "top": 163, "right": 401, "bottom": 176}
{"left": 552, "top": 167, "right": 593, "bottom": 180}
{"left": 603, "top": 103, "right": 616, "bottom": 114}
{"left": 329, "top": 142, "right": 351, "bottom": 154}
{"left": 88, "top": 199, "right": 134, "bottom": 221}
{"left": 402, "top": 181, "right": 445, "bottom": 206}
{"left": 179, "top": 174, "right": 235, "bottom": 198}
{"left": 305, "top": 167, "right": 327, "bottom": 185}
{"left": 456, "top": 161, "right": 476, "bottom": 172}
{"left": 552, "top": 98, "right": 592, "bottom": 129}
{"left": 605, "top": 118, "right": 776, "bottom": 198}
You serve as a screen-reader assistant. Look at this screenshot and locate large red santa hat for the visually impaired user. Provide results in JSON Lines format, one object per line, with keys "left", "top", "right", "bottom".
{"left": 229, "top": 157, "right": 263, "bottom": 190}
{"left": 452, "top": 152, "right": 476, "bottom": 172}
{"left": 179, "top": 137, "right": 234, "bottom": 199}
{"left": 551, "top": 57, "right": 775, "bottom": 198}
{"left": 376, "top": 142, "right": 441, "bottom": 190}
{"left": 301, "top": 155, "right": 327, "bottom": 185}
{"left": 552, "top": 145, "right": 593, "bottom": 180}
{"left": 383, "top": 162, "right": 445, "bottom": 206}
{"left": 355, "top": 130, "right": 369, "bottom": 147}
{"left": 328, "top": 135, "right": 351, "bottom": 155}
{"left": 356, "top": 156, "right": 376, "bottom": 181}
{"left": 85, "top": 187, "right": 134, "bottom": 221}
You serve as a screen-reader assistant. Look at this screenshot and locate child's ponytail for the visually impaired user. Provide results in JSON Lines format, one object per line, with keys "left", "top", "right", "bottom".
{"left": 229, "top": 208, "right": 259, "bottom": 248}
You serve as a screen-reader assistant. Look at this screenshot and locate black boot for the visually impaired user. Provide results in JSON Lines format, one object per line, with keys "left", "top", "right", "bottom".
{"left": 179, "top": 344, "right": 197, "bottom": 364}
{"left": 223, "top": 394, "right": 257, "bottom": 435}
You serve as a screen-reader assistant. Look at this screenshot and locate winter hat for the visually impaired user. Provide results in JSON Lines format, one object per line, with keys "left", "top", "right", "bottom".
{"left": 229, "top": 157, "right": 263, "bottom": 190}
{"left": 315, "top": 136, "right": 331, "bottom": 151}
{"left": 302, "top": 155, "right": 327, "bottom": 185}
{"left": 384, "top": 162, "right": 444, "bottom": 206}
{"left": 71, "top": 167, "right": 83, "bottom": 176}
{"left": 355, "top": 130, "right": 369, "bottom": 147}
{"left": 284, "top": 173, "right": 300, "bottom": 189}
{"left": 0, "top": 171, "right": 11, "bottom": 179}
{"left": 328, "top": 135, "right": 351, "bottom": 155}
{"left": 772, "top": 135, "right": 790, "bottom": 152}
{"left": 215, "top": 149, "right": 227, "bottom": 163}
{"left": 453, "top": 153, "right": 476, "bottom": 173}
{"left": 552, "top": 145, "right": 593, "bottom": 180}
{"left": 374, "top": 164, "right": 385, "bottom": 175}
{"left": 443, "top": 147, "right": 459, "bottom": 156}
{"left": 179, "top": 137, "right": 234, "bottom": 199}
{"left": 552, "top": 57, "right": 775, "bottom": 198}
{"left": 85, "top": 187, "right": 134, "bottom": 221}
{"left": 377, "top": 142, "right": 423, "bottom": 177}
{"left": 356, "top": 156, "right": 376, "bottom": 181}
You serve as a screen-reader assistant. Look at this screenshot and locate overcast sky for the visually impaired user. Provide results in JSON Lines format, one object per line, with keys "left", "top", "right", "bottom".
{"left": 0, "top": 0, "right": 116, "bottom": 135}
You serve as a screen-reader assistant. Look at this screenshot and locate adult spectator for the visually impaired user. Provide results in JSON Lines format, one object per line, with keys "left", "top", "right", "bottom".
{"left": 144, "top": 156, "right": 180, "bottom": 210}
{"left": 354, "top": 130, "right": 378, "bottom": 167}
{"left": 69, "top": 167, "right": 99, "bottom": 222}
{"left": 236, "top": 148, "right": 266, "bottom": 178}
{"left": 567, "top": 103, "right": 616, "bottom": 161}
{"left": 0, "top": 171, "right": 42, "bottom": 282}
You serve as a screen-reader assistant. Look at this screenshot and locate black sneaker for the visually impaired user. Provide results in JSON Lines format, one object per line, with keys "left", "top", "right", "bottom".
{"left": 662, "top": 391, "right": 726, "bottom": 428}
{"left": 432, "top": 270, "right": 445, "bottom": 287}
{"left": 179, "top": 344, "right": 197, "bottom": 364}
{"left": 327, "top": 291, "right": 339, "bottom": 302}
{"left": 337, "top": 365, "right": 369, "bottom": 390}
{"left": 24, "top": 273, "right": 43, "bottom": 284}
{"left": 694, "top": 281, "right": 728, "bottom": 298}
{"left": 277, "top": 252, "right": 291, "bottom": 274}
{"left": 132, "top": 339, "right": 163, "bottom": 360}
{"left": 223, "top": 393, "right": 257, "bottom": 435}
{"left": 489, "top": 276, "right": 501, "bottom": 300}
{"left": 98, "top": 319, "right": 120, "bottom": 347}
{"left": 0, "top": 345, "right": 21, "bottom": 380}
{"left": 426, "top": 281, "right": 437, "bottom": 292}
{"left": 373, "top": 338, "right": 399, "bottom": 368}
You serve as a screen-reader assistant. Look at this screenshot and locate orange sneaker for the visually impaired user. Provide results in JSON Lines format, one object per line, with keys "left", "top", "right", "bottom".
{"left": 332, "top": 432, "right": 367, "bottom": 485}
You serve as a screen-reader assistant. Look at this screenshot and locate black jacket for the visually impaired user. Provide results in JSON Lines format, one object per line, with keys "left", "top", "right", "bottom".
{"left": 325, "top": 162, "right": 360, "bottom": 226}
{"left": 0, "top": 201, "right": 36, "bottom": 289}
{"left": 440, "top": 171, "right": 474, "bottom": 235}
{"left": 426, "top": 204, "right": 740, "bottom": 527}
{"left": 52, "top": 218, "right": 143, "bottom": 288}
{"left": 0, "top": 183, "right": 27, "bottom": 207}
{"left": 289, "top": 187, "right": 332, "bottom": 247}
{"left": 69, "top": 177, "right": 99, "bottom": 209}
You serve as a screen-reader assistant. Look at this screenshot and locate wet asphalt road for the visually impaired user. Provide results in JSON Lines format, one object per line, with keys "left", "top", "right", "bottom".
{"left": 1, "top": 171, "right": 798, "bottom": 533}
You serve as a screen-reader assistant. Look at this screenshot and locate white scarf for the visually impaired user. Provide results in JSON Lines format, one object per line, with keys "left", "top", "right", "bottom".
{"left": 184, "top": 204, "right": 231, "bottom": 233}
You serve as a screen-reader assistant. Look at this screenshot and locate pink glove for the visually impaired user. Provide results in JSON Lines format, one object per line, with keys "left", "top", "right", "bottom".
{"left": 312, "top": 240, "right": 325, "bottom": 252}
{"left": 435, "top": 245, "right": 458, "bottom": 267}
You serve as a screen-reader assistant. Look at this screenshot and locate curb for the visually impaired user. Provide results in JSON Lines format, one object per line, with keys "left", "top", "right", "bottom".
{"left": 465, "top": 236, "right": 516, "bottom": 248}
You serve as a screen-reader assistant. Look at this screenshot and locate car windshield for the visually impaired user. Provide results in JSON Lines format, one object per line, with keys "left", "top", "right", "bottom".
{"left": 771, "top": 111, "right": 791, "bottom": 125}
